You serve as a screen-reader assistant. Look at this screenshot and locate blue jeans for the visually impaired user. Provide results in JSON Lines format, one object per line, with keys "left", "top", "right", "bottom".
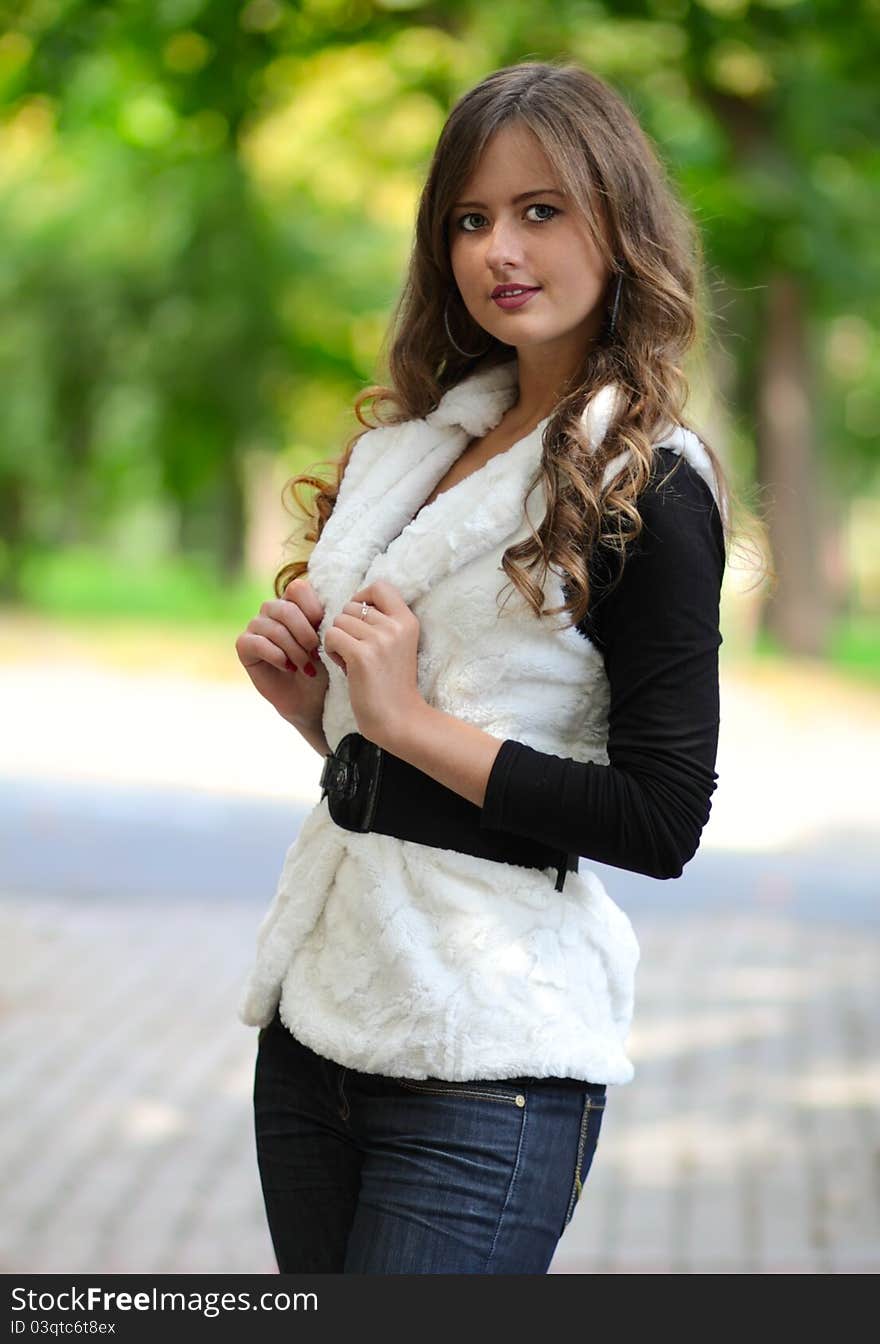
{"left": 253, "top": 1005, "right": 607, "bottom": 1273}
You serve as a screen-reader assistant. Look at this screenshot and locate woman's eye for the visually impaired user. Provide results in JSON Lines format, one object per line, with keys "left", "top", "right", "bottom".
{"left": 456, "top": 203, "right": 559, "bottom": 232}
{"left": 457, "top": 212, "right": 485, "bottom": 232}
{"left": 526, "top": 203, "right": 559, "bottom": 222}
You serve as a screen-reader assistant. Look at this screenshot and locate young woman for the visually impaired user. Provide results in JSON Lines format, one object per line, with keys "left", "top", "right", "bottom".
{"left": 235, "top": 59, "right": 735, "bottom": 1275}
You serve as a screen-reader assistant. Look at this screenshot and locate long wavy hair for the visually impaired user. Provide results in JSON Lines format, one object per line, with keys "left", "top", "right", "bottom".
{"left": 275, "top": 59, "right": 767, "bottom": 625}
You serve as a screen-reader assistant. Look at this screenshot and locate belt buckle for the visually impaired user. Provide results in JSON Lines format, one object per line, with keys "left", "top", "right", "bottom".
{"left": 320, "top": 750, "right": 358, "bottom": 802}
{"left": 319, "top": 732, "right": 383, "bottom": 832}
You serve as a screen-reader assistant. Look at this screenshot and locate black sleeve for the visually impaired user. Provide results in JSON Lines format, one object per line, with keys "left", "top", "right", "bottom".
{"left": 479, "top": 447, "right": 725, "bottom": 880}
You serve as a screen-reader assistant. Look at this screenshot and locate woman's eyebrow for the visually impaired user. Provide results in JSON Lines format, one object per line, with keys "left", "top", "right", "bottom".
{"left": 452, "top": 187, "right": 564, "bottom": 208}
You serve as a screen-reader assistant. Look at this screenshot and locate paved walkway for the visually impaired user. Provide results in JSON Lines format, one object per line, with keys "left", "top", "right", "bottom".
{"left": 1, "top": 648, "right": 878, "bottom": 1274}
{"left": 1, "top": 889, "right": 876, "bottom": 1274}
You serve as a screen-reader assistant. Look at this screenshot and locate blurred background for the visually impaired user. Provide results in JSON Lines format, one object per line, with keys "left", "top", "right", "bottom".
{"left": 1, "top": 0, "right": 877, "bottom": 1275}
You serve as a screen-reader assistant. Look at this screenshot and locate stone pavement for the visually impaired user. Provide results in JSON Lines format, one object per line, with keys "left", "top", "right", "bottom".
{"left": 1, "top": 888, "right": 877, "bottom": 1275}
{"left": 1, "top": 650, "right": 878, "bottom": 1275}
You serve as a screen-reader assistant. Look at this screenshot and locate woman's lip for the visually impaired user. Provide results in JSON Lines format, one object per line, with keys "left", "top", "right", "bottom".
{"left": 492, "top": 287, "right": 541, "bottom": 310}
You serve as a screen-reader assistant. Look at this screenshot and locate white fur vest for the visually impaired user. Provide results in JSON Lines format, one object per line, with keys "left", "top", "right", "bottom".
{"left": 237, "top": 356, "right": 720, "bottom": 1085}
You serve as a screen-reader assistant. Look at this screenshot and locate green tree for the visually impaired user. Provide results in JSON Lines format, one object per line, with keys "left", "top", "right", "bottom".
{"left": 1, "top": 0, "right": 877, "bottom": 659}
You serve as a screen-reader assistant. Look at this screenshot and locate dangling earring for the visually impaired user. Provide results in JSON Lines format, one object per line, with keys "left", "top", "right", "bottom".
{"left": 607, "top": 271, "right": 624, "bottom": 339}
{"left": 444, "top": 293, "right": 492, "bottom": 359}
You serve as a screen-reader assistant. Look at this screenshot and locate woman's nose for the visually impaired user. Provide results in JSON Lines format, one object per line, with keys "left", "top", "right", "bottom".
{"left": 483, "top": 221, "right": 525, "bottom": 269}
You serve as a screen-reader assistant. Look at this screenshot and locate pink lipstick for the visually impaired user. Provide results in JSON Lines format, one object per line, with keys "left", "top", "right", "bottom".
{"left": 491, "top": 286, "right": 541, "bottom": 310}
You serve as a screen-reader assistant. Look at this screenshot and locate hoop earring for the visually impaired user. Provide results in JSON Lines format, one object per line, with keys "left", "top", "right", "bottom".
{"left": 444, "top": 294, "right": 492, "bottom": 359}
{"left": 607, "top": 272, "right": 624, "bottom": 339}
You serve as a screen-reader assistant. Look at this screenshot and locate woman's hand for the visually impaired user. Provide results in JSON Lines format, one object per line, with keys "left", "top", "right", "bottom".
{"left": 323, "top": 579, "right": 427, "bottom": 751}
{"left": 235, "top": 577, "right": 328, "bottom": 729}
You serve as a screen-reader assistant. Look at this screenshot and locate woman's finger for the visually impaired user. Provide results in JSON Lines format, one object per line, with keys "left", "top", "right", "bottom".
{"left": 236, "top": 631, "right": 293, "bottom": 673}
{"left": 331, "top": 611, "right": 380, "bottom": 642}
{"left": 281, "top": 578, "right": 325, "bottom": 631}
{"left": 339, "top": 600, "right": 392, "bottom": 630}
{"left": 349, "top": 579, "right": 408, "bottom": 618}
{"left": 260, "top": 599, "right": 321, "bottom": 654}
{"left": 249, "top": 614, "right": 314, "bottom": 669}
{"left": 323, "top": 625, "right": 357, "bottom": 675}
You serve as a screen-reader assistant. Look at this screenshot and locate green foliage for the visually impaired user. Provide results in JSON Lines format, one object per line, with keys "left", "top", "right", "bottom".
{"left": 755, "top": 614, "right": 880, "bottom": 684}
{"left": 19, "top": 544, "right": 267, "bottom": 626}
{"left": 0, "top": 0, "right": 878, "bottom": 649}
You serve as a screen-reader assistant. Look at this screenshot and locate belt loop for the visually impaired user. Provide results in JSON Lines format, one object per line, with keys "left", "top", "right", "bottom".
{"left": 555, "top": 851, "right": 578, "bottom": 892}
{"left": 319, "top": 751, "right": 333, "bottom": 802}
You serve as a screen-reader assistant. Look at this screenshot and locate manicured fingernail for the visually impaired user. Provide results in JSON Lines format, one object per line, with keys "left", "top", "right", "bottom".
{"left": 285, "top": 657, "right": 297, "bottom": 672}
{"left": 304, "top": 662, "right": 316, "bottom": 677}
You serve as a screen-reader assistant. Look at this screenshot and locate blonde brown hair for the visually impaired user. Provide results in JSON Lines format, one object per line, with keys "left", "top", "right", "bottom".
{"left": 275, "top": 58, "right": 768, "bottom": 623}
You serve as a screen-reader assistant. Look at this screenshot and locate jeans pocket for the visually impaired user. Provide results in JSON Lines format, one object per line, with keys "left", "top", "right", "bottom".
{"left": 395, "top": 1077, "right": 528, "bottom": 1107}
{"left": 562, "top": 1092, "right": 606, "bottom": 1230}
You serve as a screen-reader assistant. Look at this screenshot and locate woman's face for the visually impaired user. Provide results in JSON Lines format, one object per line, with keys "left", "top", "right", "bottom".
{"left": 448, "top": 122, "right": 611, "bottom": 369}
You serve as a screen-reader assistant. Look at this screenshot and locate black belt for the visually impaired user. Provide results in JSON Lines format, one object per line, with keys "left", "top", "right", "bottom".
{"left": 319, "top": 731, "right": 578, "bottom": 892}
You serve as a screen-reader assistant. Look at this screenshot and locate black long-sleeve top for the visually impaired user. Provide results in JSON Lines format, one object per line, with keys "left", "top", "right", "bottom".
{"left": 479, "top": 446, "right": 726, "bottom": 880}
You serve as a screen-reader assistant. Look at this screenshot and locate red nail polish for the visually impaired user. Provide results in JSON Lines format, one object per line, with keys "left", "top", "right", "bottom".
{"left": 304, "top": 662, "right": 316, "bottom": 677}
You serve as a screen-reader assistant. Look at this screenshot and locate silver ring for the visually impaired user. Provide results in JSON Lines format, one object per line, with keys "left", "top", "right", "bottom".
{"left": 360, "top": 601, "right": 369, "bottom": 620}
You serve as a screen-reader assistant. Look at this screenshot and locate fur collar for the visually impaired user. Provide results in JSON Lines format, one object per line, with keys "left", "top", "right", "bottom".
{"left": 307, "top": 356, "right": 721, "bottom": 634}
